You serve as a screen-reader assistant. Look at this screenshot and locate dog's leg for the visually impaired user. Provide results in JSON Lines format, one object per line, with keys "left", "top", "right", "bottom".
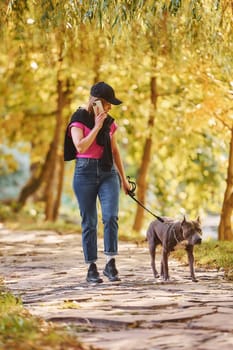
{"left": 186, "top": 244, "right": 198, "bottom": 282}
{"left": 149, "top": 241, "right": 159, "bottom": 278}
{"left": 160, "top": 260, "right": 163, "bottom": 277}
{"left": 161, "top": 248, "right": 169, "bottom": 281}
{"left": 160, "top": 258, "right": 164, "bottom": 278}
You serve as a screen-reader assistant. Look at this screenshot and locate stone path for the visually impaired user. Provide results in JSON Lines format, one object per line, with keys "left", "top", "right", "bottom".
{"left": 0, "top": 225, "right": 233, "bottom": 350}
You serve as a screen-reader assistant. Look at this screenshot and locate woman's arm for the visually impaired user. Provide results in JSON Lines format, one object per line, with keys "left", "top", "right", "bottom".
{"left": 111, "top": 134, "right": 130, "bottom": 194}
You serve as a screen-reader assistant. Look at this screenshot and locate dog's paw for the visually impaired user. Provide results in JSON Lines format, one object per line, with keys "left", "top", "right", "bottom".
{"left": 192, "top": 277, "right": 198, "bottom": 282}
{"left": 163, "top": 277, "right": 170, "bottom": 282}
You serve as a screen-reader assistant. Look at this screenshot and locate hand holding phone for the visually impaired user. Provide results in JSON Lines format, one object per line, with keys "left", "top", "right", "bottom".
{"left": 93, "top": 100, "right": 104, "bottom": 116}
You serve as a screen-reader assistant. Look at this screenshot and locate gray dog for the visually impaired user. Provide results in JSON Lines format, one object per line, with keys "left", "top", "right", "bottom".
{"left": 146, "top": 216, "right": 202, "bottom": 282}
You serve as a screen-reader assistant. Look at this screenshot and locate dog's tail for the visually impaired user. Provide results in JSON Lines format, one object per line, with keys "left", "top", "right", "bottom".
{"left": 135, "top": 238, "right": 147, "bottom": 247}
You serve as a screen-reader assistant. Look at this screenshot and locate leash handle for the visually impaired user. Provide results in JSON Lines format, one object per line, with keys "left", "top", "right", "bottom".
{"left": 127, "top": 176, "right": 164, "bottom": 223}
{"left": 127, "top": 176, "right": 136, "bottom": 197}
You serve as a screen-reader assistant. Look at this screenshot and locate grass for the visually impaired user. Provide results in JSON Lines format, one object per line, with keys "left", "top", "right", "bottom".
{"left": 172, "top": 240, "right": 233, "bottom": 280}
{"left": 0, "top": 283, "right": 95, "bottom": 350}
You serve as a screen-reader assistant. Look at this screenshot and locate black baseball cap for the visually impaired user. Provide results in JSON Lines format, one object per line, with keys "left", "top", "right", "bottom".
{"left": 90, "top": 82, "right": 122, "bottom": 105}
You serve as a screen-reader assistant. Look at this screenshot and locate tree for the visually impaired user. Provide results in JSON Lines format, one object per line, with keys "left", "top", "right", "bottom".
{"left": 3, "top": 0, "right": 126, "bottom": 220}
{"left": 131, "top": 0, "right": 233, "bottom": 234}
{"left": 219, "top": 124, "right": 233, "bottom": 240}
{"left": 1, "top": 0, "right": 233, "bottom": 240}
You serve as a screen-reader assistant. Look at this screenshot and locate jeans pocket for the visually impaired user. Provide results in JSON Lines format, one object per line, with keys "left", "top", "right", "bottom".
{"left": 76, "top": 158, "right": 89, "bottom": 170}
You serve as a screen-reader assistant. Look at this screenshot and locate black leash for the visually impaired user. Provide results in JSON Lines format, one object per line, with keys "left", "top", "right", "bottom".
{"left": 127, "top": 176, "right": 164, "bottom": 223}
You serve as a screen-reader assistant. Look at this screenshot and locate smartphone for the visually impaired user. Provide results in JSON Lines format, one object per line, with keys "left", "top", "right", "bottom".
{"left": 93, "top": 100, "right": 104, "bottom": 116}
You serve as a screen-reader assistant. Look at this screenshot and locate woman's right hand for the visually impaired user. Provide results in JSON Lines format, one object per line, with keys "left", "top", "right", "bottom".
{"left": 94, "top": 111, "right": 107, "bottom": 130}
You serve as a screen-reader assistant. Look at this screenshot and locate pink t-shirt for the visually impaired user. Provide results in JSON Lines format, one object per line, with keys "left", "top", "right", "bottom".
{"left": 70, "top": 121, "right": 117, "bottom": 159}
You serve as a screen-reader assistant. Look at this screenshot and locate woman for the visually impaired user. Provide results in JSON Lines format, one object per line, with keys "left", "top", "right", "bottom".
{"left": 64, "top": 82, "right": 130, "bottom": 283}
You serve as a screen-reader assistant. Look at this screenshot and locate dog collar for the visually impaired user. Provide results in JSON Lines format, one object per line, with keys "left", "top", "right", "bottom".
{"left": 173, "top": 226, "right": 183, "bottom": 244}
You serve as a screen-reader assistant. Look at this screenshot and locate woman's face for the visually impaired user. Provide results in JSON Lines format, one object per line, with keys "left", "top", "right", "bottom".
{"left": 102, "top": 99, "right": 112, "bottom": 113}
{"left": 90, "top": 96, "right": 112, "bottom": 114}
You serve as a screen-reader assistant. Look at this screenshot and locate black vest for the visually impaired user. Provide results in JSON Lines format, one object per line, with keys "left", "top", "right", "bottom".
{"left": 64, "top": 108, "right": 114, "bottom": 171}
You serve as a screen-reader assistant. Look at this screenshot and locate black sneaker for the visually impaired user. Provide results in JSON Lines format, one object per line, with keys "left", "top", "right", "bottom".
{"left": 103, "top": 258, "right": 121, "bottom": 282}
{"left": 86, "top": 263, "right": 103, "bottom": 283}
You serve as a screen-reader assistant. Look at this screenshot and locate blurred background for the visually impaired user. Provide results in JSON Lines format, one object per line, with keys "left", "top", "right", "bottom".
{"left": 1, "top": 0, "right": 233, "bottom": 241}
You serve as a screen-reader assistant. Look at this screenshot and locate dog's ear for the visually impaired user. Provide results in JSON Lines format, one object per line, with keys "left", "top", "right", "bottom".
{"left": 196, "top": 216, "right": 201, "bottom": 223}
{"left": 181, "top": 215, "right": 186, "bottom": 225}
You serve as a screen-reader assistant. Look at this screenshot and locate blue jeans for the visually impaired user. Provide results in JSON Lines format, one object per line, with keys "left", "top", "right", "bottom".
{"left": 73, "top": 158, "right": 120, "bottom": 263}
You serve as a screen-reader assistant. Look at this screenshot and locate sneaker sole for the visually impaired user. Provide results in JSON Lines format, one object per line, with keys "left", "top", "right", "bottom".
{"left": 86, "top": 278, "right": 103, "bottom": 283}
{"left": 103, "top": 271, "right": 121, "bottom": 282}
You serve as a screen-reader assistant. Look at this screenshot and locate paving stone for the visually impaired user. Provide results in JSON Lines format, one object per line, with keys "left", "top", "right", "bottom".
{"left": 0, "top": 226, "right": 233, "bottom": 350}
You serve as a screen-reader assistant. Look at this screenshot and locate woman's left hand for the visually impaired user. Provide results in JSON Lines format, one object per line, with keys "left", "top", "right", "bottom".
{"left": 122, "top": 177, "right": 131, "bottom": 195}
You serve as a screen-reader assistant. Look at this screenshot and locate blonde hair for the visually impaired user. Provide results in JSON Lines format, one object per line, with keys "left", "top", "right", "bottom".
{"left": 87, "top": 96, "right": 97, "bottom": 114}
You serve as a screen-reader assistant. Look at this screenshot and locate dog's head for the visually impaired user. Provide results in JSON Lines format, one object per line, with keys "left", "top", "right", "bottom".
{"left": 181, "top": 216, "right": 202, "bottom": 245}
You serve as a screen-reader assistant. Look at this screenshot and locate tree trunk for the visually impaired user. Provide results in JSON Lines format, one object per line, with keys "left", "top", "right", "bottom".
{"left": 52, "top": 152, "right": 65, "bottom": 220}
{"left": 17, "top": 72, "right": 71, "bottom": 220}
{"left": 45, "top": 78, "right": 65, "bottom": 221}
{"left": 93, "top": 36, "right": 104, "bottom": 83}
{"left": 44, "top": 74, "right": 72, "bottom": 221}
{"left": 218, "top": 125, "right": 233, "bottom": 240}
{"left": 17, "top": 145, "right": 53, "bottom": 209}
{"left": 132, "top": 76, "right": 157, "bottom": 232}
{"left": 93, "top": 51, "right": 101, "bottom": 83}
